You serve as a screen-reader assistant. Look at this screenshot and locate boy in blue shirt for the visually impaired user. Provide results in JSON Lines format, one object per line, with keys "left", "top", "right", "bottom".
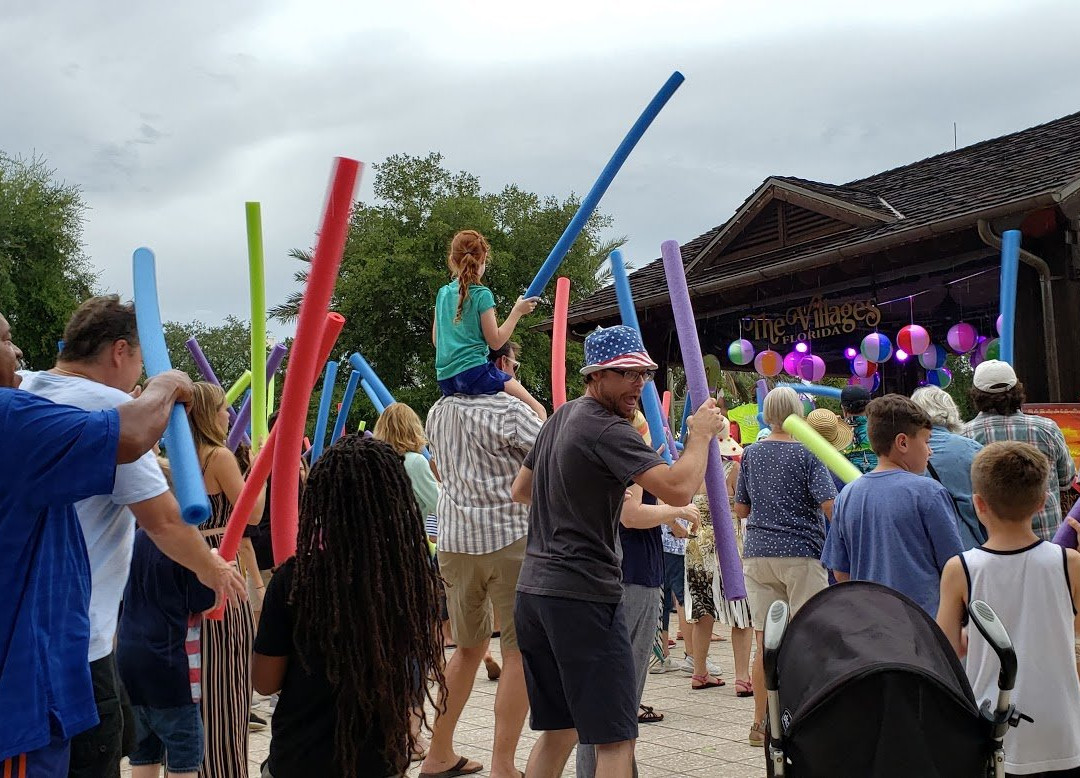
{"left": 821, "top": 394, "right": 963, "bottom": 616}
{"left": 117, "top": 529, "right": 215, "bottom": 778}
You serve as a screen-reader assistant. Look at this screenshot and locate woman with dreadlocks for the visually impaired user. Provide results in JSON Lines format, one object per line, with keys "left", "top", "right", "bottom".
{"left": 252, "top": 435, "right": 446, "bottom": 777}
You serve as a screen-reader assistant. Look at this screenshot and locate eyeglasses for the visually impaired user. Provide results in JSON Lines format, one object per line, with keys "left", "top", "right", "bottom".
{"left": 606, "top": 368, "right": 656, "bottom": 383}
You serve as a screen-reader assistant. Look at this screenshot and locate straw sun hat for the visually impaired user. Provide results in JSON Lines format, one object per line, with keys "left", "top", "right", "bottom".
{"left": 806, "top": 408, "right": 853, "bottom": 451}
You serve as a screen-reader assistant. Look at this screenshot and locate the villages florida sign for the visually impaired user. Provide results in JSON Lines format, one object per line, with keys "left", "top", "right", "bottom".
{"left": 740, "top": 296, "right": 882, "bottom": 346}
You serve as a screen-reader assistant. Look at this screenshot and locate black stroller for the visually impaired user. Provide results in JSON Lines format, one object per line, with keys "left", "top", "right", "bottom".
{"left": 761, "top": 581, "right": 1027, "bottom": 778}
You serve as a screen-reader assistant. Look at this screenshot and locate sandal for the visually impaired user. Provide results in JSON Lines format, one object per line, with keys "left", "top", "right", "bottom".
{"left": 691, "top": 673, "right": 725, "bottom": 690}
{"left": 419, "top": 756, "right": 483, "bottom": 777}
{"left": 749, "top": 720, "right": 767, "bottom": 747}
{"left": 735, "top": 679, "right": 754, "bottom": 697}
{"left": 638, "top": 704, "right": 664, "bottom": 723}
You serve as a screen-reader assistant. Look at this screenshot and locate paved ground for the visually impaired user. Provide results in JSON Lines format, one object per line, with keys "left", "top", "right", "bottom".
{"left": 123, "top": 624, "right": 765, "bottom": 777}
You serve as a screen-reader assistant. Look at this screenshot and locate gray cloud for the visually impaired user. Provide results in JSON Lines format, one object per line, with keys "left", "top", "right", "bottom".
{"left": 2, "top": 0, "right": 1078, "bottom": 335}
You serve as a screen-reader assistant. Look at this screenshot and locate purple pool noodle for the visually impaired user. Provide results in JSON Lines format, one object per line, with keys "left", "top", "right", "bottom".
{"left": 661, "top": 239, "right": 746, "bottom": 601}
{"left": 228, "top": 343, "right": 288, "bottom": 451}
{"left": 1052, "top": 500, "right": 1080, "bottom": 549}
{"left": 186, "top": 337, "right": 248, "bottom": 446}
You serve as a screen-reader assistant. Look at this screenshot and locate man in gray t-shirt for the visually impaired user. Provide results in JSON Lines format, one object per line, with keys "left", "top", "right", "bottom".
{"left": 511, "top": 326, "right": 725, "bottom": 777}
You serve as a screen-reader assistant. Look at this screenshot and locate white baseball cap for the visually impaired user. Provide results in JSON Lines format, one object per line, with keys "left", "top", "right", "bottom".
{"left": 972, "top": 360, "right": 1018, "bottom": 393}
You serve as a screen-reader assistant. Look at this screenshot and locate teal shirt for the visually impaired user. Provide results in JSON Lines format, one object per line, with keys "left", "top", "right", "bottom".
{"left": 435, "top": 281, "right": 495, "bottom": 380}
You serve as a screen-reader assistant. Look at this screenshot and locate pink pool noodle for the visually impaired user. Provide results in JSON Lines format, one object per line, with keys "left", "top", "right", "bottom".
{"left": 551, "top": 276, "right": 570, "bottom": 409}
{"left": 271, "top": 158, "right": 360, "bottom": 565}
{"left": 661, "top": 239, "right": 746, "bottom": 600}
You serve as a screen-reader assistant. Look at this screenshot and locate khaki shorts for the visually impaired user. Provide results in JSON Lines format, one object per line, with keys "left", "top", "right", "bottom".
{"left": 743, "top": 556, "right": 828, "bottom": 628}
{"left": 438, "top": 537, "right": 525, "bottom": 651}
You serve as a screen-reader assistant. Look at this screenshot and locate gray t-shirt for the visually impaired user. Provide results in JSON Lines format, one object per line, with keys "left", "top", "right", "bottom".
{"left": 516, "top": 397, "right": 664, "bottom": 603}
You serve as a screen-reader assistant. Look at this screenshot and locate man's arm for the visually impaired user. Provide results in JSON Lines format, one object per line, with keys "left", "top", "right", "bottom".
{"left": 130, "top": 493, "right": 247, "bottom": 606}
{"left": 936, "top": 556, "right": 968, "bottom": 658}
{"left": 619, "top": 483, "right": 697, "bottom": 533}
{"left": 634, "top": 399, "right": 726, "bottom": 507}
{"left": 512, "top": 465, "right": 533, "bottom": 506}
{"left": 115, "top": 370, "right": 194, "bottom": 464}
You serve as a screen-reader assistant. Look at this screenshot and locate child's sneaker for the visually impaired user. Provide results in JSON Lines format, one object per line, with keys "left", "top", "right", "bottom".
{"left": 680, "top": 655, "right": 721, "bottom": 676}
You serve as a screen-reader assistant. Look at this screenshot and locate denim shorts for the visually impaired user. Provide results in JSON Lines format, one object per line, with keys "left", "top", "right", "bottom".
{"left": 438, "top": 361, "right": 510, "bottom": 397}
{"left": 128, "top": 704, "right": 204, "bottom": 772}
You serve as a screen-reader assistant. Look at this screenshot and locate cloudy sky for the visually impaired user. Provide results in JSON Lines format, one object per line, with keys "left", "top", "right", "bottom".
{"left": 3, "top": 0, "right": 1078, "bottom": 338}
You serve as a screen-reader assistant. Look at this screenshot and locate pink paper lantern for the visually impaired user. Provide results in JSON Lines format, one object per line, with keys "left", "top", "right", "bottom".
{"left": 852, "top": 355, "right": 877, "bottom": 378}
{"left": 947, "top": 322, "right": 978, "bottom": 354}
{"left": 783, "top": 351, "right": 801, "bottom": 377}
{"left": 797, "top": 355, "right": 826, "bottom": 382}
{"left": 754, "top": 349, "right": 783, "bottom": 377}
{"left": 897, "top": 324, "right": 931, "bottom": 356}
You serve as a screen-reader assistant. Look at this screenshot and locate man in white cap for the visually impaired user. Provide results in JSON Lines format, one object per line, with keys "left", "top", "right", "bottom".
{"left": 511, "top": 325, "right": 726, "bottom": 778}
{"left": 962, "top": 360, "right": 1075, "bottom": 540}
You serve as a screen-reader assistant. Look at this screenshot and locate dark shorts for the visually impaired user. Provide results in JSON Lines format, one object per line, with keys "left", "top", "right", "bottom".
{"left": 438, "top": 361, "right": 510, "bottom": 397}
{"left": 69, "top": 652, "right": 123, "bottom": 778}
{"left": 515, "top": 592, "right": 638, "bottom": 745}
{"left": 662, "top": 552, "right": 685, "bottom": 632}
{"left": 2, "top": 732, "right": 71, "bottom": 778}
{"left": 128, "top": 704, "right": 204, "bottom": 773}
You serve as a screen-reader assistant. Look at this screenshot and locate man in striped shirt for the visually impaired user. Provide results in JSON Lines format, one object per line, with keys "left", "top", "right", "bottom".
{"left": 962, "top": 360, "right": 1075, "bottom": 540}
{"left": 422, "top": 342, "right": 542, "bottom": 778}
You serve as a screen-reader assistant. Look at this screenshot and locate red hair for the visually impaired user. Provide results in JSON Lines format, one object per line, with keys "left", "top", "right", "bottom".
{"left": 448, "top": 230, "right": 490, "bottom": 323}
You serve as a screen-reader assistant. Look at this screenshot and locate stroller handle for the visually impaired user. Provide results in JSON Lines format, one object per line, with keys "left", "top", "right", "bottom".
{"left": 763, "top": 600, "right": 789, "bottom": 691}
{"left": 969, "top": 600, "right": 1017, "bottom": 692}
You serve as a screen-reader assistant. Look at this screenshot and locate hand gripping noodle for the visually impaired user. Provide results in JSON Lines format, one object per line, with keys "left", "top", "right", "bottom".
{"left": 524, "top": 71, "right": 685, "bottom": 298}
{"left": 133, "top": 248, "right": 211, "bottom": 524}
{"left": 661, "top": 239, "right": 745, "bottom": 600}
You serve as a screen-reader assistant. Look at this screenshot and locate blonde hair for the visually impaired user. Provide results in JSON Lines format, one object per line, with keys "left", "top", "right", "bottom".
{"left": 448, "top": 230, "right": 490, "bottom": 323}
{"left": 189, "top": 382, "right": 228, "bottom": 453}
{"left": 763, "top": 386, "right": 803, "bottom": 430}
{"left": 373, "top": 402, "right": 427, "bottom": 455}
{"left": 910, "top": 386, "right": 963, "bottom": 433}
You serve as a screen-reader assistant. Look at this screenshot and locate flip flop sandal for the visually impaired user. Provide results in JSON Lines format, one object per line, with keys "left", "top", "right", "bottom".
{"left": 691, "top": 673, "right": 725, "bottom": 690}
{"left": 735, "top": 679, "right": 754, "bottom": 697}
{"left": 419, "top": 756, "right": 483, "bottom": 778}
{"left": 638, "top": 704, "right": 664, "bottom": 723}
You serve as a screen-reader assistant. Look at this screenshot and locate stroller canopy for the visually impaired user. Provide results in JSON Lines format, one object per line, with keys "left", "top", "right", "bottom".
{"left": 776, "top": 581, "right": 979, "bottom": 731}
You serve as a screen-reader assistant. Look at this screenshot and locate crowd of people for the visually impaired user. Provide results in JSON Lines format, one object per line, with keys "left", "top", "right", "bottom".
{"left": 3, "top": 226, "right": 1080, "bottom": 778}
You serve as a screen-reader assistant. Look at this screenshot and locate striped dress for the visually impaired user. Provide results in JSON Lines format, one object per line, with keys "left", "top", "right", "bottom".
{"left": 199, "top": 491, "right": 254, "bottom": 778}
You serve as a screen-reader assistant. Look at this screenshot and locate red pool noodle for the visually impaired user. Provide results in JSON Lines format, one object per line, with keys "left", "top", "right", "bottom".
{"left": 272, "top": 159, "right": 359, "bottom": 565}
{"left": 551, "top": 276, "right": 570, "bottom": 409}
{"left": 662, "top": 390, "right": 671, "bottom": 419}
{"left": 207, "top": 313, "right": 346, "bottom": 619}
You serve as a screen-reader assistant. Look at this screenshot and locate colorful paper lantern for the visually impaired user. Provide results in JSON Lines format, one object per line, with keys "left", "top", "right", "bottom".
{"left": 925, "top": 368, "right": 952, "bottom": 388}
{"left": 983, "top": 338, "right": 1001, "bottom": 362}
{"left": 947, "top": 322, "right": 978, "bottom": 354}
{"left": 996, "top": 314, "right": 1003, "bottom": 336}
{"left": 918, "top": 344, "right": 947, "bottom": 370}
{"left": 797, "top": 354, "right": 826, "bottom": 382}
{"left": 852, "top": 355, "right": 877, "bottom": 378}
{"left": 860, "top": 333, "right": 893, "bottom": 363}
{"left": 754, "top": 349, "right": 783, "bottom": 377}
{"left": 727, "top": 339, "right": 755, "bottom": 366}
{"left": 897, "top": 324, "right": 930, "bottom": 356}
{"left": 783, "top": 351, "right": 802, "bottom": 377}
{"left": 848, "top": 373, "right": 880, "bottom": 393}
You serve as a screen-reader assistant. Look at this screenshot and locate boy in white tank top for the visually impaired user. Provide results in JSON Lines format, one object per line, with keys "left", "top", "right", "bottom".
{"left": 937, "top": 441, "right": 1080, "bottom": 777}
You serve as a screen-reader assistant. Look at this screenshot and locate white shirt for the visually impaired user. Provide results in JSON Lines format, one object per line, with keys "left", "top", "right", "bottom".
{"left": 962, "top": 540, "right": 1080, "bottom": 775}
{"left": 19, "top": 372, "right": 169, "bottom": 661}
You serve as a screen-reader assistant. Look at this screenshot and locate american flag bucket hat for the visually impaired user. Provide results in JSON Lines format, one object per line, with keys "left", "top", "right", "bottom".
{"left": 580, "top": 325, "right": 659, "bottom": 376}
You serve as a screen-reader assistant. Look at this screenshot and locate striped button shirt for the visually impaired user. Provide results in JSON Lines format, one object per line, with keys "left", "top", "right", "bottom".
{"left": 426, "top": 393, "right": 542, "bottom": 554}
{"left": 962, "top": 412, "right": 1077, "bottom": 540}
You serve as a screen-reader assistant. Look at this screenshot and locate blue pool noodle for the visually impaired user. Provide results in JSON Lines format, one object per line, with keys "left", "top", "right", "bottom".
{"left": 350, "top": 352, "right": 430, "bottom": 459}
{"left": 999, "top": 229, "right": 1020, "bottom": 365}
{"left": 524, "top": 71, "right": 685, "bottom": 299}
{"left": 609, "top": 249, "right": 671, "bottom": 464}
{"left": 132, "top": 248, "right": 210, "bottom": 524}
{"left": 360, "top": 378, "right": 386, "bottom": 414}
{"left": 332, "top": 369, "right": 362, "bottom": 441}
{"left": 310, "top": 361, "right": 338, "bottom": 463}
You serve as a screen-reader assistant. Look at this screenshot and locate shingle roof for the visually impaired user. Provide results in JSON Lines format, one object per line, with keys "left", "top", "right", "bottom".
{"left": 561, "top": 109, "right": 1080, "bottom": 327}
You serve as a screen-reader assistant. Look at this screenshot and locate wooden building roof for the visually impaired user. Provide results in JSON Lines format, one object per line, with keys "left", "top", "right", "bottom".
{"left": 559, "top": 109, "right": 1080, "bottom": 330}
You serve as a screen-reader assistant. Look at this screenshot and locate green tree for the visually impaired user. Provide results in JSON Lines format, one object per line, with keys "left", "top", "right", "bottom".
{"left": 163, "top": 315, "right": 260, "bottom": 388}
{"left": 271, "top": 152, "right": 620, "bottom": 419}
{"left": 0, "top": 154, "right": 96, "bottom": 369}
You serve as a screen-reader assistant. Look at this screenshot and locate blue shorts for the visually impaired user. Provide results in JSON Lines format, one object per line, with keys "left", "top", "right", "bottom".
{"left": 129, "top": 704, "right": 204, "bottom": 773}
{"left": 515, "top": 592, "right": 638, "bottom": 745}
{"left": 2, "top": 732, "right": 71, "bottom": 778}
{"left": 438, "top": 361, "right": 511, "bottom": 397}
